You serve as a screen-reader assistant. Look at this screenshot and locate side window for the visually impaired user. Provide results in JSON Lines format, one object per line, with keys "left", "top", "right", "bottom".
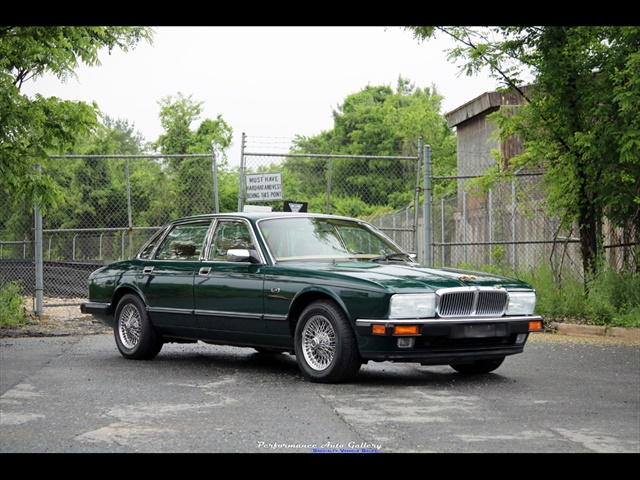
{"left": 209, "top": 220, "right": 254, "bottom": 261}
{"left": 139, "top": 227, "right": 166, "bottom": 259}
{"left": 154, "top": 222, "right": 211, "bottom": 260}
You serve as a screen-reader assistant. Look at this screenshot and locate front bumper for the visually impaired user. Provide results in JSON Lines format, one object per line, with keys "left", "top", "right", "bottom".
{"left": 355, "top": 315, "right": 544, "bottom": 364}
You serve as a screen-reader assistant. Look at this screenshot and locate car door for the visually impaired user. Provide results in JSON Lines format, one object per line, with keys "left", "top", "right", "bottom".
{"left": 136, "top": 220, "right": 212, "bottom": 329}
{"left": 194, "top": 218, "right": 268, "bottom": 334}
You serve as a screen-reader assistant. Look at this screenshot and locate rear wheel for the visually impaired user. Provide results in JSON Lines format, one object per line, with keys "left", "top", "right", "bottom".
{"left": 294, "top": 300, "right": 361, "bottom": 383}
{"left": 114, "top": 294, "right": 163, "bottom": 360}
{"left": 450, "top": 357, "right": 504, "bottom": 374}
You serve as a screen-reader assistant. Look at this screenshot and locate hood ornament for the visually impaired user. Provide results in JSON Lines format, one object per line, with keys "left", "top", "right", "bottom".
{"left": 458, "top": 275, "right": 476, "bottom": 282}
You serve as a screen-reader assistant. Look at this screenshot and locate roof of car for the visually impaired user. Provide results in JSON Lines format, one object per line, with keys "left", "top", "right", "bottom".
{"left": 173, "top": 211, "right": 358, "bottom": 223}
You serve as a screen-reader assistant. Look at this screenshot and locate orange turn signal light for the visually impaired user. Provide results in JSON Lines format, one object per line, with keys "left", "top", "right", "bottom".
{"left": 393, "top": 325, "right": 419, "bottom": 336}
{"left": 372, "top": 324, "right": 386, "bottom": 335}
{"left": 528, "top": 320, "right": 544, "bottom": 332}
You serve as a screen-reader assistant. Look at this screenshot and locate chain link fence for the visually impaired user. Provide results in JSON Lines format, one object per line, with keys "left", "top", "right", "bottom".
{"left": 0, "top": 142, "right": 422, "bottom": 312}
{"left": 239, "top": 149, "right": 421, "bottom": 254}
{"left": 430, "top": 171, "right": 638, "bottom": 281}
{"left": 1, "top": 140, "right": 637, "bottom": 314}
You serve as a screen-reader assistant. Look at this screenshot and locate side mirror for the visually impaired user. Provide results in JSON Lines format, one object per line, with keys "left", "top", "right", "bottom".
{"left": 227, "top": 248, "right": 261, "bottom": 264}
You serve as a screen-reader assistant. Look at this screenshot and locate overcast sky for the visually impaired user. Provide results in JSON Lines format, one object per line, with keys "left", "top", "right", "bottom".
{"left": 22, "top": 26, "right": 498, "bottom": 163}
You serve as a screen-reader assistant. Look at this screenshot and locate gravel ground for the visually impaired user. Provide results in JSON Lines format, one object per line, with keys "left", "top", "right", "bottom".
{"left": 0, "top": 315, "right": 110, "bottom": 338}
{"left": 0, "top": 298, "right": 110, "bottom": 338}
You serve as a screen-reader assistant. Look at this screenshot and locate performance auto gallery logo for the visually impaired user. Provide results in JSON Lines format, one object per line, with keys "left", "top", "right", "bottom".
{"left": 257, "top": 441, "right": 381, "bottom": 453}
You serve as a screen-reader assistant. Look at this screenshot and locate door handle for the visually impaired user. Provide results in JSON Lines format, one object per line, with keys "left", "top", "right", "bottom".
{"left": 142, "top": 266, "right": 154, "bottom": 274}
{"left": 199, "top": 267, "right": 211, "bottom": 276}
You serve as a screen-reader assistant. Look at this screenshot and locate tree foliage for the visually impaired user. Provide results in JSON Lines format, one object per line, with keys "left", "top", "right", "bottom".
{"left": 44, "top": 116, "right": 160, "bottom": 230}
{"left": 152, "top": 92, "right": 235, "bottom": 216}
{"left": 0, "top": 26, "right": 154, "bottom": 212}
{"left": 408, "top": 26, "right": 640, "bottom": 279}
{"left": 287, "top": 76, "right": 456, "bottom": 216}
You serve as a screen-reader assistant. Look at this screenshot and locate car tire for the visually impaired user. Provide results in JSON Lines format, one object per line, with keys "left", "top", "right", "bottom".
{"left": 450, "top": 357, "right": 505, "bottom": 374}
{"left": 114, "top": 293, "right": 163, "bottom": 360}
{"left": 294, "top": 299, "right": 362, "bottom": 384}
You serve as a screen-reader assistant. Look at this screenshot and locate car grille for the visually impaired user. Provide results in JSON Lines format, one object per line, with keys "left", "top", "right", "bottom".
{"left": 437, "top": 287, "right": 508, "bottom": 317}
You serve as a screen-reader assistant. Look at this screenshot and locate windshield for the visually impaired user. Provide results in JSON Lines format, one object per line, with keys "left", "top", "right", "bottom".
{"left": 259, "top": 216, "right": 413, "bottom": 263}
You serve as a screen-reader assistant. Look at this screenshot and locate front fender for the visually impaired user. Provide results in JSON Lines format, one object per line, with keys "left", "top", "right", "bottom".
{"left": 288, "top": 284, "right": 387, "bottom": 329}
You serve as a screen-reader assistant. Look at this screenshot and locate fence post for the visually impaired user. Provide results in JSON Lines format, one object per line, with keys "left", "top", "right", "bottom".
{"left": 326, "top": 157, "right": 332, "bottom": 214}
{"left": 393, "top": 213, "right": 397, "bottom": 244}
{"left": 551, "top": 217, "right": 559, "bottom": 284}
{"left": 441, "top": 195, "right": 446, "bottom": 265}
{"left": 489, "top": 188, "right": 493, "bottom": 267}
{"left": 237, "top": 133, "right": 246, "bottom": 212}
{"left": 415, "top": 137, "right": 422, "bottom": 258}
{"left": 511, "top": 176, "right": 517, "bottom": 270}
{"left": 34, "top": 163, "right": 43, "bottom": 316}
{"left": 212, "top": 148, "right": 219, "bottom": 213}
{"left": 463, "top": 191, "right": 467, "bottom": 264}
{"left": 423, "top": 144, "right": 431, "bottom": 266}
{"left": 126, "top": 158, "right": 133, "bottom": 259}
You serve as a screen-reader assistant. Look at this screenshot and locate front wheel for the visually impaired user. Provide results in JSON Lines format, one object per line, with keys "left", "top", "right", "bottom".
{"left": 294, "top": 300, "right": 361, "bottom": 383}
{"left": 114, "top": 294, "right": 163, "bottom": 360}
{"left": 450, "top": 357, "right": 505, "bottom": 374}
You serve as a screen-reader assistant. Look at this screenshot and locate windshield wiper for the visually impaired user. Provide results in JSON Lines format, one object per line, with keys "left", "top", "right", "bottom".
{"left": 370, "top": 252, "right": 414, "bottom": 263}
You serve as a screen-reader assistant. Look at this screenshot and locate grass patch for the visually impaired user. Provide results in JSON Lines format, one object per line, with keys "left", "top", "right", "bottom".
{"left": 456, "top": 263, "right": 639, "bottom": 328}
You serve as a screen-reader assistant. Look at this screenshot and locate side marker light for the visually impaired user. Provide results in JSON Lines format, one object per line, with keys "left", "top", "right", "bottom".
{"left": 372, "top": 324, "right": 386, "bottom": 335}
{"left": 528, "top": 320, "right": 543, "bottom": 332}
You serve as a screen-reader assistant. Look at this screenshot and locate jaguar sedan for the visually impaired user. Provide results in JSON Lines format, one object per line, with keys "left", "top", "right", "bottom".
{"left": 81, "top": 212, "right": 543, "bottom": 383}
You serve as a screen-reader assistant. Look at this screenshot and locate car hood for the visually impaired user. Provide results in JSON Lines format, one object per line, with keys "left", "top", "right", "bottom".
{"left": 301, "top": 261, "right": 533, "bottom": 292}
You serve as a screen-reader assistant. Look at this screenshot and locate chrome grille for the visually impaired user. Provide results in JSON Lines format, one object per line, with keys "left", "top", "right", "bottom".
{"left": 437, "top": 287, "right": 508, "bottom": 317}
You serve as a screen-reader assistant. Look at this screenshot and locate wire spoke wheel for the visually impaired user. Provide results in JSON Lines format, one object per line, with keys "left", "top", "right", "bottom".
{"left": 294, "top": 300, "right": 361, "bottom": 383}
{"left": 301, "top": 314, "right": 337, "bottom": 371}
{"left": 114, "top": 294, "right": 163, "bottom": 360}
{"left": 118, "top": 303, "right": 142, "bottom": 350}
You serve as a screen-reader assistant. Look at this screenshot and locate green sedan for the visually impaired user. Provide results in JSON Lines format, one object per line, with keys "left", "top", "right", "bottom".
{"left": 81, "top": 212, "right": 544, "bottom": 383}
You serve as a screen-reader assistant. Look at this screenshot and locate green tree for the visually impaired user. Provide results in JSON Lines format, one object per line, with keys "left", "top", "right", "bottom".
{"left": 288, "top": 77, "right": 456, "bottom": 215}
{"left": 153, "top": 92, "right": 234, "bottom": 216}
{"left": 408, "top": 26, "right": 640, "bottom": 281}
{"left": 153, "top": 93, "right": 201, "bottom": 160}
{"left": 86, "top": 117, "right": 175, "bottom": 226}
{"left": 44, "top": 116, "right": 151, "bottom": 230}
{"left": 0, "top": 26, "right": 154, "bottom": 212}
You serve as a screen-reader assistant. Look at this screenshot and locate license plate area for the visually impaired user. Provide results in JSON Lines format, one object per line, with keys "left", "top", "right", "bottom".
{"left": 451, "top": 323, "right": 507, "bottom": 338}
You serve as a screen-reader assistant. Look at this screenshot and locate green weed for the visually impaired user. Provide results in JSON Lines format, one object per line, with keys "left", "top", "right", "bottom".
{"left": 0, "top": 281, "right": 27, "bottom": 327}
{"left": 458, "top": 262, "right": 639, "bottom": 328}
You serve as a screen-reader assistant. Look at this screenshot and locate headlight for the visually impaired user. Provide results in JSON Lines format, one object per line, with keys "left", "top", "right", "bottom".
{"left": 506, "top": 291, "right": 536, "bottom": 315}
{"left": 389, "top": 294, "right": 436, "bottom": 318}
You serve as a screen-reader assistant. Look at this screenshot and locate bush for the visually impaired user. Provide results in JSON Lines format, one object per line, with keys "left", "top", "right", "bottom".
{"left": 518, "top": 265, "right": 589, "bottom": 320}
{"left": 585, "top": 269, "right": 640, "bottom": 328}
{"left": 0, "top": 281, "right": 27, "bottom": 327}
{"left": 464, "top": 262, "right": 639, "bottom": 328}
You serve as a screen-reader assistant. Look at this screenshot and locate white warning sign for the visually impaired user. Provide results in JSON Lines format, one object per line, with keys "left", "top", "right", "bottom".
{"left": 288, "top": 203, "right": 303, "bottom": 212}
{"left": 245, "top": 173, "right": 283, "bottom": 202}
